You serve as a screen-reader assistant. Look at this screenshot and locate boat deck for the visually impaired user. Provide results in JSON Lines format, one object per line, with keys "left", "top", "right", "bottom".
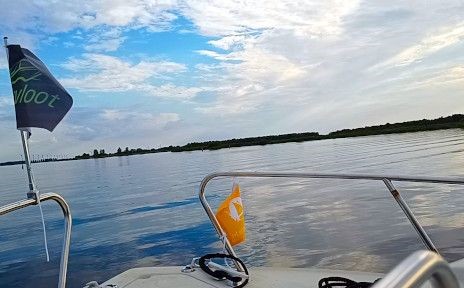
{"left": 101, "top": 258, "right": 464, "bottom": 288}
{"left": 102, "top": 266, "right": 384, "bottom": 288}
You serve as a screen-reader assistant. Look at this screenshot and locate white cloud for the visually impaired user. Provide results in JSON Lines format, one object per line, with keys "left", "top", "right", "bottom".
{"left": 85, "top": 28, "right": 127, "bottom": 52}
{"left": 1, "top": 0, "right": 359, "bottom": 48}
{"left": 0, "top": 0, "right": 179, "bottom": 33}
{"left": 148, "top": 84, "right": 204, "bottom": 99}
{"left": 0, "top": 97, "right": 13, "bottom": 107}
{"left": 208, "top": 35, "right": 248, "bottom": 50}
{"left": 0, "top": 50, "right": 8, "bottom": 70}
{"left": 371, "top": 21, "right": 464, "bottom": 70}
{"left": 195, "top": 42, "right": 308, "bottom": 115}
{"left": 2, "top": 0, "right": 362, "bottom": 56}
{"left": 182, "top": 0, "right": 361, "bottom": 115}
{"left": 189, "top": 1, "right": 464, "bottom": 122}
{"left": 196, "top": 91, "right": 260, "bottom": 115}
{"left": 394, "top": 66, "right": 464, "bottom": 92}
{"left": 182, "top": 0, "right": 360, "bottom": 37}
{"left": 60, "top": 54, "right": 202, "bottom": 99}
{"left": 85, "top": 37, "right": 127, "bottom": 52}
{"left": 100, "top": 109, "right": 180, "bottom": 128}
{"left": 196, "top": 50, "right": 241, "bottom": 61}
{"left": 0, "top": 0, "right": 180, "bottom": 53}
{"left": 101, "top": 109, "right": 135, "bottom": 121}
{"left": 63, "top": 41, "right": 76, "bottom": 48}
{"left": 62, "top": 53, "right": 186, "bottom": 75}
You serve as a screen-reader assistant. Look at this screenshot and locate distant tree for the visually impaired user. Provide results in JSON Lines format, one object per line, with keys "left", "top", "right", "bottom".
{"left": 117, "top": 147, "right": 122, "bottom": 154}
{"left": 93, "top": 149, "right": 99, "bottom": 157}
{"left": 99, "top": 149, "right": 106, "bottom": 155}
{"left": 76, "top": 153, "right": 91, "bottom": 160}
{"left": 124, "top": 147, "right": 129, "bottom": 153}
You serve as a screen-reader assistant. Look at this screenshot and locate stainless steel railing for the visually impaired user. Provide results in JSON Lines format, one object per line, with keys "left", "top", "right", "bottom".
{"left": 199, "top": 172, "right": 464, "bottom": 260}
{"left": 0, "top": 193, "right": 72, "bottom": 288}
{"left": 372, "top": 250, "right": 460, "bottom": 288}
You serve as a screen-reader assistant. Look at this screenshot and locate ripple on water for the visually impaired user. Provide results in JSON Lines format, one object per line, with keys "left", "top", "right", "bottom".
{"left": 0, "top": 129, "right": 464, "bottom": 287}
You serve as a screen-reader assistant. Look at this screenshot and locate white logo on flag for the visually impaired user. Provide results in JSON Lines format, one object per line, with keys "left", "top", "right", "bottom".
{"left": 229, "top": 197, "right": 243, "bottom": 221}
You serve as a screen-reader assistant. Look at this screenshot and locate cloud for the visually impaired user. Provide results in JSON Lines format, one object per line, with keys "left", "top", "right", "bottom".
{"left": 62, "top": 53, "right": 186, "bottom": 75}
{"left": 180, "top": 0, "right": 362, "bottom": 115}
{"left": 100, "top": 109, "right": 180, "bottom": 129}
{"left": 15, "top": 107, "right": 183, "bottom": 158}
{"left": 85, "top": 38, "right": 126, "bottom": 52}
{"left": 0, "top": 0, "right": 180, "bottom": 53}
{"left": 189, "top": 1, "right": 464, "bottom": 123}
{"left": 0, "top": 57, "right": 6, "bottom": 69}
{"left": 0, "top": 97, "right": 15, "bottom": 124}
{"left": 148, "top": 84, "right": 205, "bottom": 99}
{"left": 371, "top": 21, "right": 464, "bottom": 70}
{"left": 0, "top": 0, "right": 179, "bottom": 33}
{"left": 0, "top": 97, "right": 13, "bottom": 107}
{"left": 182, "top": 0, "right": 360, "bottom": 37}
{"left": 64, "top": 124, "right": 99, "bottom": 141}
{"left": 195, "top": 41, "right": 308, "bottom": 115}
{"left": 63, "top": 41, "right": 76, "bottom": 48}
{"left": 208, "top": 35, "right": 248, "bottom": 50}
{"left": 2, "top": 0, "right": 361, "bottom": 43}
{"left": 60, "top": 53, "right": 203, "bottom": 99}
{"left": 85, "top": 28, "right": 127, "bottom": 52}
{"left": 196, "top": 50, "right": 242, "bottom": 61}
{"left": 101, "top": 109, "right": 178, "bottom": 121}
{"left": 387, "top": 65, "right": 464, "bottom": 93}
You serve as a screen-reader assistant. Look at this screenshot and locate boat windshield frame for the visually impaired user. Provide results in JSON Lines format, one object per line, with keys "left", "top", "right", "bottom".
{"left": 198, "top": 172, "right": 464, "bottom": 261}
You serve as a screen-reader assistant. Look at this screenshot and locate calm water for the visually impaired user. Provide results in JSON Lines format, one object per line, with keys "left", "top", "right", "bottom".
{"left": 1, "top": 130, "right": 464, "bottom": 287}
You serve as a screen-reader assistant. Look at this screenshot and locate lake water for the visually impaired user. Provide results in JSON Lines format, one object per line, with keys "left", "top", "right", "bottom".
{"left": 1, "top": 129, "right": 464, "bottom": 287}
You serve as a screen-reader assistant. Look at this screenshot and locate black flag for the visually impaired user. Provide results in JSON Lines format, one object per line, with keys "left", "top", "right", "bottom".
{"left": 7, "top": 45, "right": 73, "bottom": 132}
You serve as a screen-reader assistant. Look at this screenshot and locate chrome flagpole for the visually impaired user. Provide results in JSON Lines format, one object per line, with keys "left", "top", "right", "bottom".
{"left": 3, "top": 37, "right": 36, "bottom": 198}
{"left": 20, "top": 129, "right": 37, "bottom": 198}
{"left": 3, "top": 36, "right": 50, "bottom": 261}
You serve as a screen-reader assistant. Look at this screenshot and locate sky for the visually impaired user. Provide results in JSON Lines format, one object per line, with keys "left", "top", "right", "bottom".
{"left": 0, "top": 0, "right": 463, "bottom": 161}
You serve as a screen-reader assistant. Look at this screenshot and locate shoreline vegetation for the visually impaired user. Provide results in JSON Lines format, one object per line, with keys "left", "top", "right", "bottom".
{"left": 1, "top": 114, "right": 464, "bottom": 166}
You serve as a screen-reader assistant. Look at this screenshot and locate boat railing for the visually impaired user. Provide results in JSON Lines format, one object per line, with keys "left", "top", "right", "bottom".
{"left": 199, "top": 172, "right": 464, "bottom": 260}
{"left": 372, "top": 250, "right": 460, "bottom": 288}
{"left": 0, "top": 193, "right": 72, "bottom": 288}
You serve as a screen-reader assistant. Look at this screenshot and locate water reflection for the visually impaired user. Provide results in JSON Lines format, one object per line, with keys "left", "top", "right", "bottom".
{"left": 0, "top": 129, "right": 464, "bottom": 287}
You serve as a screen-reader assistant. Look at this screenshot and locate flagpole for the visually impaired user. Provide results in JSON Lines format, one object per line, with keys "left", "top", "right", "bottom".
{"left": 4, "top": 36, "right": 50, "bottom": 262}
{"left": 3, "top": 37, "right": 37, "bottom": 199}
{"left": 20, "top": 129, "right": 38, "bottom": 198}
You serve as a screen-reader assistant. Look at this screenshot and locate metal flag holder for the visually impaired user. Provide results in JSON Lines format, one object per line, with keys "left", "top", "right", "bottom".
{"left": 0, "top": 194, "right": 72, "bottom": 288}
{"left": 1, "top": 36, "right": 73, "bottom": 288}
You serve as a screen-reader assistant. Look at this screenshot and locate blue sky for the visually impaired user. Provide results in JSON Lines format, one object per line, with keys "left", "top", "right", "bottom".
{"left": 0, "top": 0, "right": 464, "bottom": 161}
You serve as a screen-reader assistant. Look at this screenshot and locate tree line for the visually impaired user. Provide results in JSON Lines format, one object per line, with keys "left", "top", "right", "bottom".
{"left": 73, "top": 114, "right": 464, "bottom": 160}
{"left": 2, "top": 114, "right": 463, "bottom": 165}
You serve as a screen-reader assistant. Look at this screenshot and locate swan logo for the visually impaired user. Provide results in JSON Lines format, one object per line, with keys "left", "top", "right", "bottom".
{"left": 10, "top": 59, "right": 42, "bottom": 84}
{"left": 228, "top": 197, "right": 244, "bottom": 221}
{"left": 215, "top": 183, "right": 246, "bottom": 246}
{"left": 10, "top": 59, "right": 61, "bottom": 108}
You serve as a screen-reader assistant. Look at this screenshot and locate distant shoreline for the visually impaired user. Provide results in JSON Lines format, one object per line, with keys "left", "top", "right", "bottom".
{"left": 1, "top": 114, "right": 463, "bottom": 166}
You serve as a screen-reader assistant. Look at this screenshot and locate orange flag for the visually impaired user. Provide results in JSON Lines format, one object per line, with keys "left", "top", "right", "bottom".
{"left": 216, "top": 183, "right": 246, "bottom": 246}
